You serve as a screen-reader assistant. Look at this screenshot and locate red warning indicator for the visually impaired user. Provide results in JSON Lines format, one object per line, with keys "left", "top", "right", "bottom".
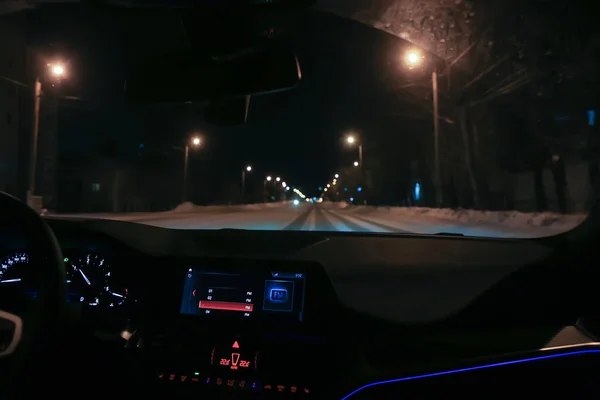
{"left": 232, "top": 341, "right": 240, "bottom": 349}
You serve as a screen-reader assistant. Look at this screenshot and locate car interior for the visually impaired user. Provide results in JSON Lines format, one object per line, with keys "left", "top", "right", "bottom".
{"left": 3, "top": 0, "right": 600, "bottom": 398}
{"left": 3, "top": 188, "right": 600, "bottom": 398}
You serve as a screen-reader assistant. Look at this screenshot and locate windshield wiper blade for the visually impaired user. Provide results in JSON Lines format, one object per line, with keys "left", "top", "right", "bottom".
{"left": 433, "top": 232, "right": 464, "bottom": 236}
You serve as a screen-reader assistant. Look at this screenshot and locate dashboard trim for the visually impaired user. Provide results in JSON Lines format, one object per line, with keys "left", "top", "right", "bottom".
{"left": 340, "top": 343, "right": 600, "bottom": 399}
{"left": 0, "top": 309, "right": 22, "bottom": 357}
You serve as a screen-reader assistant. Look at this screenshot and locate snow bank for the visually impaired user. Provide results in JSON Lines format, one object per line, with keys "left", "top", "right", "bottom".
{"left": 171, "top": 201, "right": 291, "bottom": 213}
{"left": 173, "top": 202, "right": 195, "bottom": 212}
{"left": 345, "top": 205, "right": 587, "bottom": 230}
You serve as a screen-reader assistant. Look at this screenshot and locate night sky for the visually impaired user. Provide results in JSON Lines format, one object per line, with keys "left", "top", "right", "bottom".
{"left": 24, "top": 5, "right": 423, "bottom": 199}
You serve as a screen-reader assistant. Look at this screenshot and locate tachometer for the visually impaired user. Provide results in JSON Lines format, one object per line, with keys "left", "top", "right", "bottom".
{"left": 0, "top": 252, "right": 28, "bottom": 284}
{"left": 67, "top": 253, "right": 126, "bottom": 307}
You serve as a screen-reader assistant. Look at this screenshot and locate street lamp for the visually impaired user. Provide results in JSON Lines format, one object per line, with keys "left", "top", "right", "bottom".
{"left": 51, "top": 64, "right": 65, "bottom": 77}
{"left": 263, "top": 176, "right": 272, "bottom": 203}
{"left": 346, "top": 134, "right": 363, "bottom": 168}
{"left": 404, "top": 49, "right": 441, "bottom": 206}
{"left": 276, "top": 177, "right": 281, "bottom": 182}
{"left": 334, "top": 174, "right": 339, "bottom": 179}
{"left": 241, "top": 165, "right": 252, "bottom": 203}
{"left": 405, "top": 50, "right": 422, "bottom": 67}
{"left": 27, "top": 62, "right": 67, "bottom": 207}
{"left": 353, "top": 161, "right": 359, "bottom": 167}
{"left": 182, "top": 136, "right": 202, "bottom": 202}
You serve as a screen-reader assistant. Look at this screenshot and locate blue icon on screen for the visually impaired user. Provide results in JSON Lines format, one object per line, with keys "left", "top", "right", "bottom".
{"left": 263, "top": 280, "right": 294, "bottom": 312}
{"left": 270, "top": 288, "right": 288, "bottom": 303}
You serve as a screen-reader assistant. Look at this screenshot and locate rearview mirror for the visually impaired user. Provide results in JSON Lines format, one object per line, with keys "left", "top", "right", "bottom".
{"left": 125, "top": 41, "right": 302, "bottom": 104}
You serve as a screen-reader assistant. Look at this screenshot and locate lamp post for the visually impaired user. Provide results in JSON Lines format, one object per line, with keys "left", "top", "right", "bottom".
{"left": 405, "top": 49, "right": 442, "bottom": 206}
{"left": 241, "top": 165, "right": 252, "bottom": 203}
{"left": 181, "top": 136, "right": 202, "bottom": 202}
{"left": 29, "top": 63, "right": 66, "bottom": 207}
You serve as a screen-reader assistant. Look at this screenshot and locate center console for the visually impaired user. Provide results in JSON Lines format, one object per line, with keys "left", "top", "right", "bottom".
{"left": 128, "top": 258, "right": 341, "bottom": 398}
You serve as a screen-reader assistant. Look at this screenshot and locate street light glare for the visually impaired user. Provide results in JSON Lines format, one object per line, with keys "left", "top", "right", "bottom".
{"left": 266, "top": 176, "right": 272, "bottom": 181}
{"left": 347, "top": 136, "right": 355, "bottom": 144}
{"left": 282, "top": 182, "right": 287, "bottom": 187}
{"left": 406, "top": 50, "right": 421, "bottom": 65}
{"left": 276, "top": 177, "right": 281, "bottom": 182}
{"left": 52, "top": 65, "right": 65, "bottom": 76}
{"left": 353, "top": 161, "right": 359, "bottom": 167}
{"left": 246, "top": 166, "right": 252, "bottom": 172}
{"left": 191, "top": 137, "right": 201, "bottom": 146}
{"left": 334, "top": 174, "right": 339, "bottom": 178}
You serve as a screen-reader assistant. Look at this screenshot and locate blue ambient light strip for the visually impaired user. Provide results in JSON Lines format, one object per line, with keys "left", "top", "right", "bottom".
{"left": 341, "top": 349, "right": 600, "bottom": 399}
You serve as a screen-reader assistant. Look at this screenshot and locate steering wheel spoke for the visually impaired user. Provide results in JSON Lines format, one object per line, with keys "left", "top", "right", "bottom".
{"left": 0, "top": 309, "right": 23, "bottom": 357}
{"left": 0, "top": 191, "right": 66, "bottom": 377}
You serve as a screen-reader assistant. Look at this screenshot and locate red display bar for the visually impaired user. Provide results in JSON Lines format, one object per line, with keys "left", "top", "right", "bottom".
{"left": 199, "top": 300, "right": 254, "bottom": 312}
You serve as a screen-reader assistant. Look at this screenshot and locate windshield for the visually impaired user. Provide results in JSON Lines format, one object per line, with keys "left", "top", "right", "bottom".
{"left": 0, "top": 1, "right": 595, "bottom": 238}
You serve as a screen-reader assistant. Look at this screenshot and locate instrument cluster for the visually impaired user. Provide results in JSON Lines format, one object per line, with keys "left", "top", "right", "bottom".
{"left": 1, "top": 250, "right": 130, "bottom": 309}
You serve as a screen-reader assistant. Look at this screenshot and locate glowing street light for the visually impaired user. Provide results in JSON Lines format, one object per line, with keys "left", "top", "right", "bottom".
{"left": 404, "top": 48, "right": 441, "bottom": 206}
{"left": 27, "top": 62, "right": 69, "bottom": 206}
{"left": 282, "top": 182, "right": 287, "bottom": 188}
{"left": 263, "top": 176, "right": 273, "bottom": 203}
{"left": 405, "top": 50, "right": 421, "bottom": 67}
{"left": 241, "top": 165, "right": 252, "bottom": 203}
{"left": 327, "top": 184, "right": 331, "bottom": 188}
{"left": 51, "top": 64, "right": 65, "bottom": 77}
{"left": 346, "top": 134, "right": 363, "bottom": 169}
{"left": 276, "top": 177, "right": 281, "bottom": 182}
{"left": 182, "top": 135, "right": 203, "bottom": 202}
{"left": 334, "top": 174, "right": 339, "bottom": 179}
{"left": 353, "top": 161, "right": 359, "bottom": 167}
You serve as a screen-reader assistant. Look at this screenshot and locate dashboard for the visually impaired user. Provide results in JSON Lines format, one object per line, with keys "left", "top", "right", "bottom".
{"left": 4, "top": 215, "right": 600, "bottom": 398}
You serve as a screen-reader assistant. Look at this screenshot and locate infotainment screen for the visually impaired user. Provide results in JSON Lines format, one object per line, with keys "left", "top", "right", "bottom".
{"left": 180, "top": 267, "right": 307, "bottom": 322}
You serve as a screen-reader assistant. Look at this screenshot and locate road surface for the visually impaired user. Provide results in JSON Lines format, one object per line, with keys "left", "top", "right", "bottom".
{"left": 51, "top": 203, "right": 577, "bottom": 238}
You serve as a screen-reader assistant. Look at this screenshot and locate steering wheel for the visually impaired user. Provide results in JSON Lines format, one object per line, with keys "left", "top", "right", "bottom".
{"left": 0, "top": 192, "right": 66, "bottom": 385}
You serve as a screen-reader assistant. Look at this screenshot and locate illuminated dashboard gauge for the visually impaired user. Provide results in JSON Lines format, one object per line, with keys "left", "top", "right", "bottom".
{"left": 0, "top": 252, "right": 28, "bottom": 284}
{"left": 67, "top": 253, "right": 126, "bottom": 307}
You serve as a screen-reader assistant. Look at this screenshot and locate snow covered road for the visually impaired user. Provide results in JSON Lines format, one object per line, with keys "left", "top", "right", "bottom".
{"left": 49, "top": 202, "right": 586, "bottom": 238}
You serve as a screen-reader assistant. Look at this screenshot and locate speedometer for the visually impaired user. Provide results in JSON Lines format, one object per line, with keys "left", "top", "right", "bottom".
{"left": 0, "top": 252, "right": 28, "bottom": 284}
{"left": 67, "top": 253, "right": 126, "bottom": 307}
